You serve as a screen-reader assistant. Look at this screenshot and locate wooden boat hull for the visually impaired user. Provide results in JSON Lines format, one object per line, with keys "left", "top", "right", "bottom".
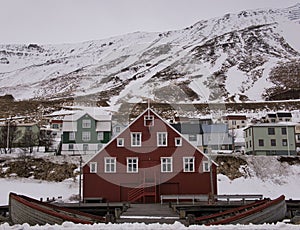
{"left": 9, "top": 193, "right": 105, "bottom": 226}
{"left": 189, "top": 195, "right": 286, "bottom": 225}
{"left": 229, "top": 196, "right": 286, "bottom": 225}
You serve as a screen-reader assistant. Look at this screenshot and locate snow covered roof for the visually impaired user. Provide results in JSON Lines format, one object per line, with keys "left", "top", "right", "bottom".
{"left": 63, "top": 111, "right": 111, "bottom": 122}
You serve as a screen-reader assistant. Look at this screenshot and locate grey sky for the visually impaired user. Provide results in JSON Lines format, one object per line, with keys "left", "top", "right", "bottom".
{"left": 0, "top": 0, "right": 299, "bottom": 45}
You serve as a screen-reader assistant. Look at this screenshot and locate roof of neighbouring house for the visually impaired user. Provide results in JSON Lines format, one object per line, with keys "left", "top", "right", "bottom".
{"left": 267, "top": 113, "right": 277, "bottom": 118}
{"left": 63, "top": 111, "right": 111, "bottom": 122}
{"left": 277, "top": 112, "right": 292, "bottom": 118}
{"left": 202, "top": 124, "right": 229, "bottom": 133}
{"left": 224, "top": 115, "right": 247, "bottom": 120}
{"left": 171, "top": 123, "right": 203, "bottom": 134}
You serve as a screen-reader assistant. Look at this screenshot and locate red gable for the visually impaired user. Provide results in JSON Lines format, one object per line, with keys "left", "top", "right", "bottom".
{"left": 83, "top": 108, "right": 217, "bottom": 203}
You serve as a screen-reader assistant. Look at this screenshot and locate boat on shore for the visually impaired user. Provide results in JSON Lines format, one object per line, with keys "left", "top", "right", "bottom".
{"left": 187, "top": 195, "right": 286, "bottom": 225}
{"left": 9, "top": 192, "right": 106, "bottom": 226}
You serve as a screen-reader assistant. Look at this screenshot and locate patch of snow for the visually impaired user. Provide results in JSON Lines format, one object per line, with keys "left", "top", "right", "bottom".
{"left": 0, "top": 221, "right": 299, "bottom": 230}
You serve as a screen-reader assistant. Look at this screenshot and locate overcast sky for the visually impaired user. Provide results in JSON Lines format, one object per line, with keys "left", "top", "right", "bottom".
{"left": 0, "top": 0, "right": 299, "bottom": 45}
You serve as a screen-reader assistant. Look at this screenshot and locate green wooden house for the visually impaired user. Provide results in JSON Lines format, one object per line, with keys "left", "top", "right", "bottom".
{"left": 61, "top": 112, "right": 112, "bottom": 155}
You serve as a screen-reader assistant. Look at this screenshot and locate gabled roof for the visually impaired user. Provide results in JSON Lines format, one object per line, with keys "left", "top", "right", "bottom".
{"left": 63, "top": 111, "right": 111, "bottom": 122}
{"left": 85, "top": 107, "right": 217, "bottom": 167}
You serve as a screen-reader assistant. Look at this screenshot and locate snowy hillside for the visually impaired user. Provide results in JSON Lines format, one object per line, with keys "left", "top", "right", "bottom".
{"left": 1, "top": 154, "right": 300, "bottom": 229}
{"left": 0, "top": 4, "right": 300, "bottom": 107}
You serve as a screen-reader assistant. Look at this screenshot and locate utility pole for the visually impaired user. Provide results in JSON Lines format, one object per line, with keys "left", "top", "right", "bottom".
{"left": 79, "top": 156, "right": 82, "bottom": 205}
{"left": 6, "top": 117, "right": 10, "bottom": 153}
{"left": 208, "top": 147, "right": 215, "bottom": 204}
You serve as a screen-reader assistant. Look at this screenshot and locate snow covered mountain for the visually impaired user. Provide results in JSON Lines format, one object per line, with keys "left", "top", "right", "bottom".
{"left": 0, "top": 4, "right": 300, "bottom": 107}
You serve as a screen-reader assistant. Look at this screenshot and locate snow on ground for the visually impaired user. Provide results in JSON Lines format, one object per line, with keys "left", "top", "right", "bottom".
{"left": 218, "top": 174, "right": 300, "bottom": 200}
{"left": 0, "top": 177, "right": 78, "bottom": 206}
{"left": 0, "top": 154, "right": 299, "bottom": 229}
{"left": 1, "top": 221, "right": 300, "bottom": 230}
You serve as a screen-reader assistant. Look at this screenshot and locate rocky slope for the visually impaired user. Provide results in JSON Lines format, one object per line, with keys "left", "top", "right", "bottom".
{"left": 0, "top": 4, "right": 300, "bottom": 107}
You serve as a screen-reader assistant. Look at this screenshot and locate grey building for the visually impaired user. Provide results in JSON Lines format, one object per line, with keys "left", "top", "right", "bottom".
{"left": 244, "top": 123, "right": 296, "bottom": 155}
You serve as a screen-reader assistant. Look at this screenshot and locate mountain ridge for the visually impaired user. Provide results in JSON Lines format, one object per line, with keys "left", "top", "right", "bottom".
{"left": 0, "top": 4, "right": 300, "bottom": 109}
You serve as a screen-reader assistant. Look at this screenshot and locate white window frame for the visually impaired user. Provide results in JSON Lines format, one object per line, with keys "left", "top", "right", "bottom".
{"left": 69, "top": 132, "right": 75, "bottom": 141}
{"left": 183, "top": 157, "right": 195, "bottom": 172}
{"left": 82, "top": 119, "right": 91, "bottom": 128}
{"left": 157, "top": 132, "right": 168, "bottom": 147}
{"left": 161, "top": 157, "right": 173, "bottom": 173}
{"left": 115, "top": 126, "right": 121, "bottom": 133}
{"left": 175, "top": 137, "right": 182, "bottom": 147}
{"left": 82, "top": 131, "right": 91, "bottom": 141}
{"left": 203, "top": 161, "right": 210, "bottom": 172}
{"left": 89, "top": 162, "right": 97, "bottom": 173}
{"left": 144, "top": 115, "right": 154, "bottom": 126}
{"left": 127, "top": 157, "right": 138, "bottom": 173}
{"left": 131, "top": 132, "right": 142, "bottom": 147}
{"left": 104, "top": 157, "right": 116, "bottom": 173}
{"left": 97, "top": 132, "right": 104, "bottom": 141}
{"left": 117, "top": 138, "right": 124, "bottom": 147}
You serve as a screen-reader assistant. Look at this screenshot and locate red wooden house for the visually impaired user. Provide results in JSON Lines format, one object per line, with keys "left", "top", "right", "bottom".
{"left": 83, "top": 108, "right": 217, "bottom": 203}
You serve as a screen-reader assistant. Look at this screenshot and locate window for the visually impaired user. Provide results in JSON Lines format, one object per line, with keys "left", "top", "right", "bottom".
{"left": 97, "top": 132, "right": 104, "bottom": 141}
{"left": 69, "top": 144, "right": 74, "bottom": 150}
{"left": 271, "top": 139, "right": 276, "bottom": 146}
{"left": 131, "top": 132, "right": 142, "bottom": 147}
{"left": 282, "top": 139, "right": 288, "bottom": 146}
{"left": 115, "top": 126, "right": 121, "bottom": 133}
{"left": 117, "top": 138, "right": 124, "bottom": 147}
{"left": 175, "top": 137, "right": 182, "bottom": 146}
{"left": 89, "top": 162, "right": 97, "bottom": 173}
{"left": 268, "top": 128, "right": 275, "bottom": 135}
{"left": 249, "top": 140, "right": 252, "bottom": 148}
{"left": 52, "top": 124, "right": 59, "bottom": 129}
{"left": 83, "top": 143, "right": 89, "bottom": 151}
{"left": 183, "top": 157, "right": 195, "bottom": 172}
{"left": 127, "top": 158, "right": 138, "bottom": 173}
{"left": 82, "top": 119, "right": 91, "bottom": 128}
{"left": 69, "top": 132, "right": 75, "bottom": 140}
{"left": 105, "top": 157, "right": 116, "bottom": 173}
{"left": 188, "top": 134, "right": 197, "bottom": 142}
{"left": 281, "top": 128, "right": 287, "bottom": 135}
{"left": 161, "top": 157, "right": 172, "bottom": 173}
{"left": 144, "top": 115, "right": 154, "bottom": 126}
{"left": 203, "top": 161, "right": 210, "bottom": 172}
{"left": 297, "top": 134, "right": 300, "bottom": 141}
{"left": 258, "top": 139, "right": 264, "bottom": 146}
{"left": 157, "top": 132, "right": 167, "bottom": 146}
{"left": 82, "top": 131, "right": 91, "bottom": 141}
